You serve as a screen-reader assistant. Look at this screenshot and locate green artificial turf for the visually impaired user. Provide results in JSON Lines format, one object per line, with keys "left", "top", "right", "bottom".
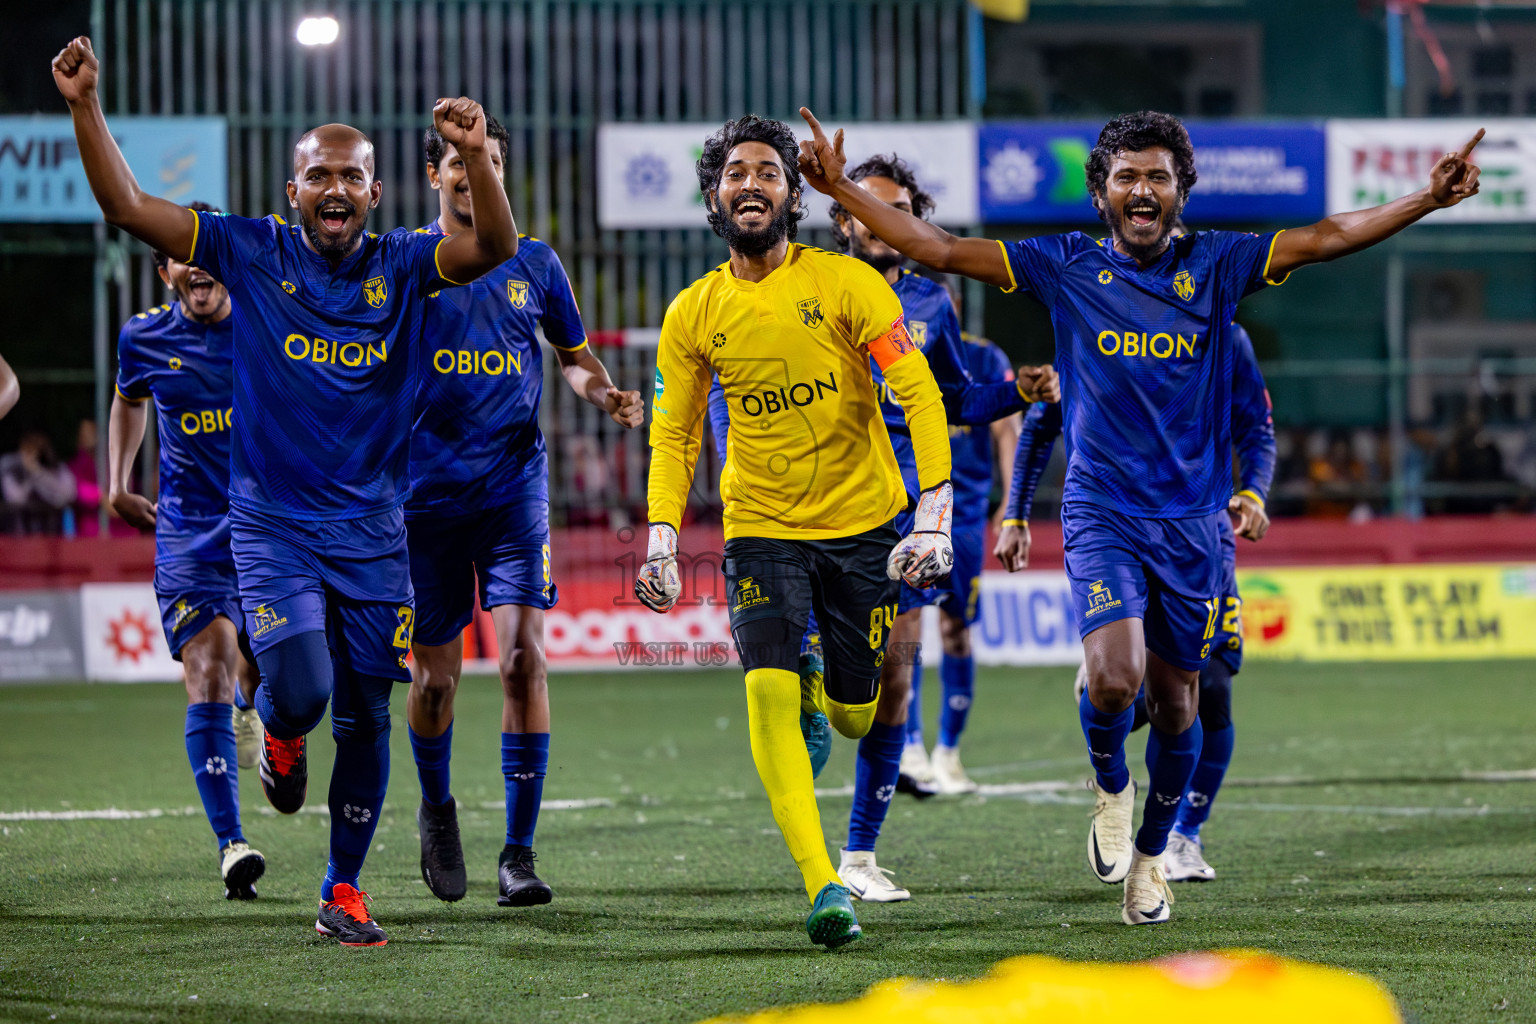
{"left": 2, "top": 661, "right": 1534, "bottom": 1023}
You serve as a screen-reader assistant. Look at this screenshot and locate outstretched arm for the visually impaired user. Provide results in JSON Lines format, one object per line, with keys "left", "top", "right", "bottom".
{"left": 1267, "top": 129, "right": 1483, "bottom": 281}
{"left": 107, "top": 393, "right": 156, "bottom": 530}
{"left": 432, "top": 97, "right": 519, "bottom": 283}
{"left": 52, "top": 37, "right": 197, "bottom": 261}
{"left": 557, "top": 346, "right": 643, "bottom": 428}
{"left": 797, "top": 108, "right": 1012, "bottom": 289}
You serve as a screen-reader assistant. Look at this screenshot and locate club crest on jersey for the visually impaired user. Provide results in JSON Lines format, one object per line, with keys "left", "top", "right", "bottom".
{"left": 507, "top": 279, "right": 529, "bottom": 309}
{"left": 363, "top": 276, "right": 388, "bottom": 308}
{"left": 1173, "top": 270, "right": 1196, "bottom": 302}
{"left": 1098, "top": 270, "right": 1113, "bottom": 285}
{"left": 910, "top": 320, "right": 928, "bottom": 350}
{"left": 168, "top": 357, "right": 183, "bottom": 370}
{"left": 281, "top": 280, "right": 297, "bottom": 295}
{"left": 797, "top": 296, "right": 824, "bottom": 329}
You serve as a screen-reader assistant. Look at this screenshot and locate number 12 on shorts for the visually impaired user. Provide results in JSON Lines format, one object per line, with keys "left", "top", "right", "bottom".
{"left": 868, "top": 603, "right": 898, "bottom": 650}
{"left": 1199, "top": 598, "right": 1217, "bottom": 660}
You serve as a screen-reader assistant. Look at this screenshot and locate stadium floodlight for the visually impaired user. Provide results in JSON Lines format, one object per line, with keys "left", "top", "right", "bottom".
{"left": 295, "top": 15, "right": 340, "bottom": 47}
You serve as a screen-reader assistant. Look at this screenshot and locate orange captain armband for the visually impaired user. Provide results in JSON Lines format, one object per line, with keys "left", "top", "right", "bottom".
{"left": 868, "top": 316, "right": 918, "bottom": 370}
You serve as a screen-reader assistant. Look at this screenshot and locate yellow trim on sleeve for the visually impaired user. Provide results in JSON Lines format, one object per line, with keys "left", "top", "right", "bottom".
{"left": 548, "top": 338, "right": 589, "bottom": 353}
{"left": 114, "top": 385, "right": 148, "bottom": 405}
{"left": 1235, "top": 488, "right": 1266, "bottom": 509}
{"left": 1261, "top": 229, "right": 1291, "bottom": 287}
{"left": 433, "top": 236, "right": 469, "bottom": 287}
{"left": 1014, "top": 379, "right": 1034, "bottom": 404}
{"left": 273, "top": 214, "right": 287, "bottom": 225}
{"left": 1001, "top": 518, "right": 1028, "bottom": 528}
{"left": 996, "top": 239, "right": 1018, "bottom": 294}
{"left": 184, "top": 208, "right": 200, "bottom": 264}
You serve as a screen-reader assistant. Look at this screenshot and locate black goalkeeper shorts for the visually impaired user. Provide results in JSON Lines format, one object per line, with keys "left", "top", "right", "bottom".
{"left": 722, "top": 521, "right": 900, "bottom": 705}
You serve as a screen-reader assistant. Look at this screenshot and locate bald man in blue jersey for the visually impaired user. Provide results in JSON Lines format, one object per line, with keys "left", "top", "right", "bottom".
{"left": 56, "top": 35, "right": 518, "bottom": 946}
{"left": 799, "top": 106, "right": 1482, "bottom": 925}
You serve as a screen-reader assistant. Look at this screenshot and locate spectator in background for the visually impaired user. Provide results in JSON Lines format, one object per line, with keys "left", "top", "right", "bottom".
{"left": 0, "top": 429, "right": 76, "bottom": 534}
{"left": 1436, "top": 415, "right": 1515, "bottom": 515}
{"left": 65, "top": 418, "right": 134, "bottom": 537}
{"left": 0, "top": 353, "right": 17, "bottom": 420}
{"left": 1306, "top": 431, "right": 1367, "bottom": 519}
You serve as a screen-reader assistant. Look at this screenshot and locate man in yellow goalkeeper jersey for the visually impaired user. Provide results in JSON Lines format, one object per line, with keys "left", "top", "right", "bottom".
{"left": 635, "top": 114, "right": 955, "bottom": 949}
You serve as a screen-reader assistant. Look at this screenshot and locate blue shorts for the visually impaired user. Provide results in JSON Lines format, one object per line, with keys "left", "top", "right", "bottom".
{"left": 154, "top": 515, "right": 242, "bottom": 659}
{"left": 897, "top": 517, "right": 984, "bottom": 626}
{"left": 1062, "top": 501, "right": 1224, "bottom": 672}
{"left": 1212, "top": 514, "right": 1243, "bottom": 673}
{"left": 230, "top": 506, "right": 415, "bottom": 681}
{"left": 405, "top": 499, "right": 557, "bottom": 648}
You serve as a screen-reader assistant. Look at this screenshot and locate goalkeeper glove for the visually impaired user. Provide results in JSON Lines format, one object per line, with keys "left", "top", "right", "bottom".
{"left": 634, "top": 523, "right": 681, "bottom": 613}
{"left": 887, "top": 481, "right": 954, "bottom": 589}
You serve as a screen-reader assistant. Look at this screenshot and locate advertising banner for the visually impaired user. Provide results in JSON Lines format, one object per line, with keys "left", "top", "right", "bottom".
{"left": 1326, "top": 119, "right": 1536, "bottom": 223}
{"left": 980, "top": 121, "right": 1326, "bottom": 224}
{"left": 80, "top": 582, "right": 180, "bottom": 682}
{"left": 0, "top": 115, "right": 228, "bottom": 223}
{"left": 597, "top": 121, "right": 978, "bottom": 229}
{"left": 0, "top": 590, "right": 83, "bottom": 682}
{"left": 1237, "top": 563, "right": 1536, "bottom": 661}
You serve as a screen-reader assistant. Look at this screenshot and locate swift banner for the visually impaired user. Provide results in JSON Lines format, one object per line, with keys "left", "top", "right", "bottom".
{"left": 1326, "top": 119, "right": 1536, "bottom": 223}
{"left": 1236, "top": 563, "right": 1536, "bottom": 661}
{"left": 0, "top": 115, "right": 227, "bottom": 222}
{"left": 979, "top": 121, "right": 1325, "bottom": 223}
{"left": 597, "top": 121, "right": 979, "bottom": 229}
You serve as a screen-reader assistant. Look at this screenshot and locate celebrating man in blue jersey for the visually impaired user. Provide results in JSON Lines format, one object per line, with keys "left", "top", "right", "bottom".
{"left": 109, "top": 204, "right": 268, "bottom": 902}
{"left": 998, "top": 301, "right": 1275, "bottom": 884}
{"left": 406, "top": 115, "right": 642, "bottom": 907}
{"left": 705, "top": 154, "right": 1054, "bottom": 902}
{"left": 798, "top": 106, "right": 1481, "bottom": 925}
{"left": 56, "top": 35, "right": 518, "bottom": 946}
{"left": 902, "top": 327, "right": 1021, "bottom": 796}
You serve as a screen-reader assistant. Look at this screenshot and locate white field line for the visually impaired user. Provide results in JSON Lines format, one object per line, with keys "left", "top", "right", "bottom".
{"left": 7, "top": 769, "right": 1536, "bottom": 822}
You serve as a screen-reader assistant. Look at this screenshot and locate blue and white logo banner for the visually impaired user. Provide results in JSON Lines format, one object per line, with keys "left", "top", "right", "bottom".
{"left": 979, "top": 121, "right": 1325, "bottom": 224}
{"left": 0, "top": 115, "right": 227, "bottom": 223}
{"left": 598, "top": 121, "right": 978, "bottom": 230}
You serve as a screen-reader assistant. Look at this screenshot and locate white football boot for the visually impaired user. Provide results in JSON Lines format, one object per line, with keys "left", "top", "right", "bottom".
{"left": 930, "top": 745, "right": 978, "bottom": 794}
{"left": 1073, "top": 660, "right": 1089, "bottom": 707}
{"left": 1086, "top": 777, "right": 1136, "bottom": 884}
{"left": 1121, "top": 848, "right": 1173, "bottom": 925}
{"left": 838, "top": 848, "right": 911, "bottom": 903}
{"left": 1163, "top": 830, "right": 1216, "bottom": 882}
{"left": 232, "top": 705, "right": 264, "bottom": 771}
{"left": 220, "top": 840, "right": 266, "bottom": 900}
{"left": 898, "top": 742, "right": 934, "bottom": 785}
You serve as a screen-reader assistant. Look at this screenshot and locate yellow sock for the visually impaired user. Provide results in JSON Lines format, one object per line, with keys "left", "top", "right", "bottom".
{"left": 824, "top": 690, "right": 879, "bottom": 740}
{"left": 745, "top": 667, "right": 840, "bottom": 903}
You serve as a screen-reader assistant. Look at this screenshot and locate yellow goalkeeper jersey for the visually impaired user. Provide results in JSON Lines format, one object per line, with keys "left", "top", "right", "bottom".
{"left": 647, "top": 243, "right": 950, "bottom": 540}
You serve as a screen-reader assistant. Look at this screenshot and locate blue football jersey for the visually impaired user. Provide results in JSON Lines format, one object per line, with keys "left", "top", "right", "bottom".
{"left": 948, "top": 336, "right": 1013, "bottom": 525}
{"left": 876, "top": 270, "right": 1021, "bottom": 501}
{"left": 1000, "top": 230, "right": 1284, "bottom": 518}
{"left": 189, "top": 212, "right": 451, "bottom": 520}
{"left": 114, "top": 302, "right": 235, "bottom": 525}
{"left": 409, "top": 230, "right": 588, "bottom": 511}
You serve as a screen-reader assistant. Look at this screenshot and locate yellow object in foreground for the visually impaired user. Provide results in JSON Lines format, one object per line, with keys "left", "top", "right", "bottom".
{"left": 702, "top": 951, "right": 1401, "bottom": 1024}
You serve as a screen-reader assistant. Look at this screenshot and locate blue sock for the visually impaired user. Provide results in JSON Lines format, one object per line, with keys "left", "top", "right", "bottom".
{"left": 184, "top": 703, "right": 243, "bottom": 849}
{"left": 1137, "top": 717, "right": 1204, "bottom": 856}
{"left": 409, "top": 722, "right": 454, "bottom": 807}
{"left": 321, "top": 671, "right": 392, "bottom": 902}
{"left": 1176, "top": 723, "right": 1233, "bottom": 838}
{"left": 502, "top": 732, "right": 550, "bottom": 848}
{"left": 905, "top": 650, "right": 925, "bottom": 748}
{"left": 937, "top": 653, "right": 975, "bottom": 748}
{"left": 1078, "top": 688, "right": 1133, "bottom": 793}
{"left": 846, "top": 720, "right": 905, "bottom": 852}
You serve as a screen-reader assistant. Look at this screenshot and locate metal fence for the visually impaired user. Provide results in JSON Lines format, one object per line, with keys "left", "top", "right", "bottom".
{"left": 89, "top": 0, "right": 977, "bottom": 525}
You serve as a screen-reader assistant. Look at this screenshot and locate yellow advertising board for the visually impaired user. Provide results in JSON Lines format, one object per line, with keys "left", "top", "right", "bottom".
{"left": 1236, "top": 563, "right": 1536, "bottom": 661}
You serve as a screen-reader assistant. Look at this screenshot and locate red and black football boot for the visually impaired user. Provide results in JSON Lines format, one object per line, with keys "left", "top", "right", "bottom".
{"left": 258, "top": 732, "right": 307, "bottom": 814}
{"left": 315, "top": 884, "right": 388, "bottom": 946}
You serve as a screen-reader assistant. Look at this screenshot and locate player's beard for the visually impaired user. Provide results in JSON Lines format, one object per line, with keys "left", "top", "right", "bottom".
{"left": 720, "top": 195, "right": 793, "bottom": 259}
{"left": 848, "top": 233, "right": 904, "bottom": 276}
{"left": 303, "top": 202, "right": 369, "bottom": 260}
{"left": 1105, "top": 197, "right": 1177, "bottom": 265}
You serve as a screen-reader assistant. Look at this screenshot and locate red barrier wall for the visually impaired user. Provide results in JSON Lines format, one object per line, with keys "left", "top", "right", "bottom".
{"left": 1, "top": 515, "right": 1532, "bottom": 590}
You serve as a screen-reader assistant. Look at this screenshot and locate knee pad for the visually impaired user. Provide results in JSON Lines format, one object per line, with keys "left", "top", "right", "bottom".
{"left": 732, "top": 617, "right": 800, "bottom": 675}
{"left": 255, "top": 630, "right": 333, "bottom": 735}
{"left": 1197, "top": 659, "right": 1233, "bottom": 732}
{"left": 823, "top": 668, "right": 880, "bottom": 739}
